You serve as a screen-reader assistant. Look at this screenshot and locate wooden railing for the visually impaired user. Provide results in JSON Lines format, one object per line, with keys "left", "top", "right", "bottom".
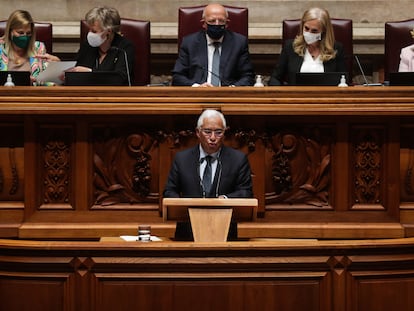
{"left": 1, "top": 237, "right": 414, "bottom": 311}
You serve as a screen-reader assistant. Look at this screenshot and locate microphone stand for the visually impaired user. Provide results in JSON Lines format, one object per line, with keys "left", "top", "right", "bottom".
{"left": 354, "top": 55, "right": 383, "bottom": 86}
{"left": 111, "top": 46, "right": 132, "bottom": 86}
{"left": 196, "top": 65, "right": 233, "bottom": 86}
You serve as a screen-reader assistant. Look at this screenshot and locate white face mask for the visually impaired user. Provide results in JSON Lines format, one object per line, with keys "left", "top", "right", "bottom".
{"left": 303, "top": 31, "right": 321, "bottom": 45}
{"left": 87, "top": 31, "right": 106, "bottom": 47}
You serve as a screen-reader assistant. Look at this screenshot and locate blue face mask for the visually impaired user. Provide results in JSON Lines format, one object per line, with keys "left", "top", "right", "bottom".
{"left": 206, "top": 24, "right": 225, "bottom": 40}
{"left": 12, "top": 35, "right": 31, "bottom": 49}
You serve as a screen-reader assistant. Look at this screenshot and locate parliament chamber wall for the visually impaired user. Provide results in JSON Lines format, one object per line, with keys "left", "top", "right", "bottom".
{"left": 2, "top": 0, "right": 414, "bottom": 83}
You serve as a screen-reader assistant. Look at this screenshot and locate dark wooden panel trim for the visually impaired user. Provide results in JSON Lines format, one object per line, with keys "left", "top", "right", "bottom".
{"left": 0, "top": 87, "right": 413, "bottom": 239}
{"left": 2, "top": 238, "right": 414, "bottom": 311}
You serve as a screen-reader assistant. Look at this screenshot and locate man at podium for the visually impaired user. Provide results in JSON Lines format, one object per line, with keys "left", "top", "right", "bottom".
{"left": 163, "top": 109, "right": 253, "bottom": 240}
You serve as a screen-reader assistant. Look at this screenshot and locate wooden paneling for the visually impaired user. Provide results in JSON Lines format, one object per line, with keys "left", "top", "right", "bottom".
{"left": 349, "top": 272, "right": 414, "bottom": 311}
{"left": 0, "top": 86, "right": 413, "bottom": 239}
{"left": 94, "top": 278, "right": 327, "bottom": 311}
{"left": 0, "top": 272, "right": 74, "bottom": 311}
{"left": 2, "top": 238, "right": 414, "bottom": 311}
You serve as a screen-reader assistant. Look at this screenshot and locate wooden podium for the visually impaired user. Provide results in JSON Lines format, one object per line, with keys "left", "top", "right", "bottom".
{"left": 162, "top": 198, "right": 258, "bottom": 242}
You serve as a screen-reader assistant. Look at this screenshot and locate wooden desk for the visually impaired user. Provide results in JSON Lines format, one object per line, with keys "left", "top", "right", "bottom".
{"left": 0, "top": 86, "right": 413, "bottom": 239}
{"left": 1, "top": 237, "right": 414, "bottom": 311}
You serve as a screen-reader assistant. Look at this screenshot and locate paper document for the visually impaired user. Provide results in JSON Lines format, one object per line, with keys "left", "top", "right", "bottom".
{"left": 36, "top": 61, "right": 76, "bottom": 85}
{"left": 120, "top": 235, "right": 163, "bottom": 242}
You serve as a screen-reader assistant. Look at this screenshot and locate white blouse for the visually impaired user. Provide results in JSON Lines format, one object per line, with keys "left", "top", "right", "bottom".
{"left": 300, "top": 49, "right": 324, "bottom": 73}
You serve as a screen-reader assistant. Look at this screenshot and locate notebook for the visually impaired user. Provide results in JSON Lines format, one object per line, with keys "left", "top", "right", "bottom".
{"left": 0, "top": 71, "right": 31, "bottom": 86}
{"left": 295, "top": 72, "right": 348, "bottom": 86}
{"left": 389, "top": 72, "right": 414, "bottom": 86}
{"left": 64, "top": 71, "right": 124, "bottom": 86}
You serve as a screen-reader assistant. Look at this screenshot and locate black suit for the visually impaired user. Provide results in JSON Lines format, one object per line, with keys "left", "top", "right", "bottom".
{"left": 163, "top": 145, "right": 253, "bottom": 241}
{"left": 172, "top": 30, "right": 255, "bottom": 86}
{"left": 268, "top": 39, "right": 346, "bottom": 85}
{"left": 163, "top": 145, "right": 253, "bottom": 198}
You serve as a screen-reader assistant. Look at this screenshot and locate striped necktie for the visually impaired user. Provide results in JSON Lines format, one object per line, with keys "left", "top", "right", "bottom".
{"left": 202, "top": 155, "right": 213, "bottom": 195}
{"left": 211, "top": 42, "right": 221, "bottom": 86}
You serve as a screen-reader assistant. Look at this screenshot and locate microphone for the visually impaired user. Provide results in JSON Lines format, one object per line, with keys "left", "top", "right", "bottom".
{"left": 195, "top": 65, "right": 233, "bottom": 87}
{"left": 215, "top": 157, "right": 222, "bottom": 198}
{"left": 199, "top": 155, "right": 222, "bottom": 198}
{"left": 198, "top": 157, "right": 207, "bottom": 198}
{"left": 354, "top": 55, "right": 383, "bottom": 86}
{"left": 110, "top": 46, "right": 132, "bottom": 86}
{"left": 199, "top": 178, "right": 206, "bottom": 198}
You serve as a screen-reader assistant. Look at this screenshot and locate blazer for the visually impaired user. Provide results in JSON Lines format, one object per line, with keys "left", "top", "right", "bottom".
{"left": 268, "top": 39, "right": 346, "bottom": 85}
{"left": 172, "top": 30, "right": 255, "bottom": 86}
{"left": 163, "top": 145, "right": 253, "bottom": 198}
{"left": 76, "top": 33, "right": 135, "bottom": 85}
{"left": 399, "top": 44, "right": 414, "bottom": 72}
{"left": 0, "top": 40, "right": 47, "bottom": 78}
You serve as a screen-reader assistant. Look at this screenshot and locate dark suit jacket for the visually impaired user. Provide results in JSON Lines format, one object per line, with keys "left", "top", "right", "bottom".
{"left": 163, "top": 145, "right": 253, "bottom": 198}
{"left": 268, "top": 39, "right": 346, "bottom": 85}
{"left": 172, "top": 30, "right": 255, "bottom": 86}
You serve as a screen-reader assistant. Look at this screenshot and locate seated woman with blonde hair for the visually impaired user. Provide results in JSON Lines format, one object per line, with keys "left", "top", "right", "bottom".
{"left": 0, "top": 10, "right": 60, "bottom": 84}
{"left": 268, "top": 7, "right": 346, "bottom": 85}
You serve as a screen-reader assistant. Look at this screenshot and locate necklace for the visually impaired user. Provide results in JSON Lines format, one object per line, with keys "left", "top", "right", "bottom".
{"left": 12, "top": 53, "right": 25, "bottom": 65}
{"left": 308, "top": 46, "right": 319, "bottom": 59}
{"left": 13, "top": 56, "right": 23, "bottom": 64}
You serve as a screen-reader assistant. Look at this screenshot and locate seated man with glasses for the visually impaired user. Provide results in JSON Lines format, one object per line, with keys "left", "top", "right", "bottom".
{"left": 172, "top": 3, "right": 255, "bottom": 86}
{"left": 163, "top": 109, "right": 253, "bottom": 240}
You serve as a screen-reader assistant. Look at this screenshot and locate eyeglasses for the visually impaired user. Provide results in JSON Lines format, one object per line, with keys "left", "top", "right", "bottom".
{"left": 200, "top": 128, "right": 225, "bottom": 137}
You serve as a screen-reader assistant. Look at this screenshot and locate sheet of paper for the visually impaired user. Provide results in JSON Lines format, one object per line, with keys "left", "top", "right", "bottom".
{"left": 36, "top": 61, "right": 76, "bottom": 85}
{"left": 120, "top": 235, "right": 163, "bottom": 242}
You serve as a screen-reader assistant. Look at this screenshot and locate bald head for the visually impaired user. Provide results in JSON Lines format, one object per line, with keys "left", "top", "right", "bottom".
{"left": 202, "top": 3, "right": 228, "bottom": 26}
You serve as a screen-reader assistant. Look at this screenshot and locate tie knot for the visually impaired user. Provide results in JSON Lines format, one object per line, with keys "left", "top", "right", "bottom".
{"left": 213, "top": 42, "right": 221, "bottom": 49}
{"left": 204, "top": 155, "right": 213, "bottom": 164}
